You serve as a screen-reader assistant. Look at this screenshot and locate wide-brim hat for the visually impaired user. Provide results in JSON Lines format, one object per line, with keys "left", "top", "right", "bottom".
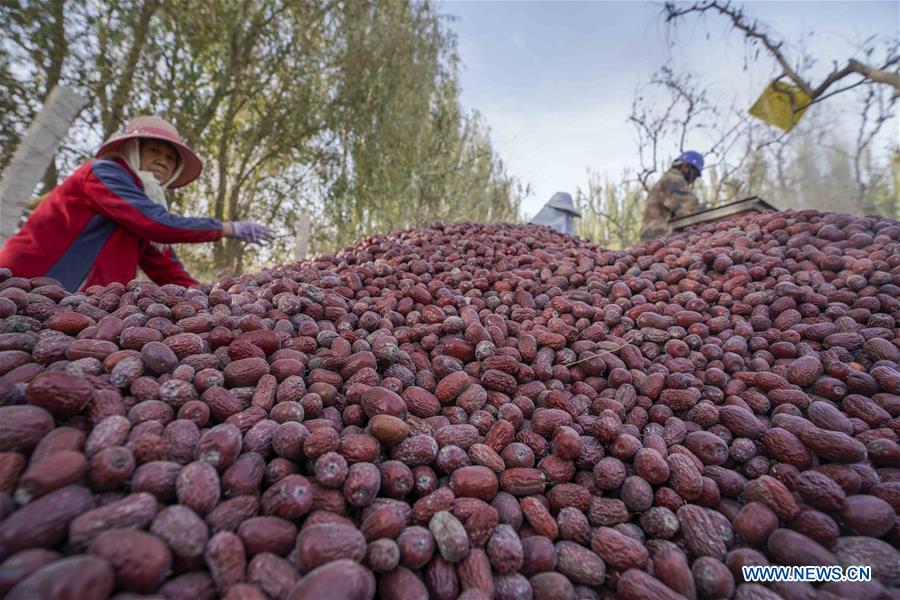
{"left": 547, "top": 191, "right": 582, "bottom": 217}
{"left": 95, "top": 115, "right": 202, "bottom": 188}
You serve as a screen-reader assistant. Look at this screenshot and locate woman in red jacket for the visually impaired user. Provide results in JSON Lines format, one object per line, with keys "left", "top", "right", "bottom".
{"left": 0, "top": 115, "right": 274, "bottom": 291}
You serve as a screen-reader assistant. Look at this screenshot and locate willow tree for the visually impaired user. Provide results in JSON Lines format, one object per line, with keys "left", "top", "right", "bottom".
{"left": 0, "top": 0, "right": 89, "bottom": 189}
{"left": 141, "top": 0, "right": 335, "bottom": 275}
{"left": 575, "top": 173, "right": 645, "bottom": 249}
{"left": 322, "top": 0, "right": 521, "bottom": 250}
{"left": 0, "top": 51, "right": 25, "bottom": 170}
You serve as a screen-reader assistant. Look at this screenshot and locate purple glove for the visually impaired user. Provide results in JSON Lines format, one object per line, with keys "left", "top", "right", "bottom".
{"left": 230, "top": 221, "right": 275, "bottom": 244}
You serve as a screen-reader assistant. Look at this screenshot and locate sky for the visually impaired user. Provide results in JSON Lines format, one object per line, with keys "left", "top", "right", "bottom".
{"left": 441, "top": 1, "right": 900, "bottom": 218}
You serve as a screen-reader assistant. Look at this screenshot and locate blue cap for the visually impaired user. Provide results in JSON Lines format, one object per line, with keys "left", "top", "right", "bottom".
{"left": 674, "top": 151, "right": 704, "bottom": 174}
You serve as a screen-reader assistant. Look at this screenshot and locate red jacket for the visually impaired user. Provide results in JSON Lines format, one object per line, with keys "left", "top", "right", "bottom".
{"left": 0, "top": 157, "right": 222, "bottom": 291}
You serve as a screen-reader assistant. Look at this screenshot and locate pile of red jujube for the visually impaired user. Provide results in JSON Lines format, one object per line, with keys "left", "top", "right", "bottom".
{"left": 0, "top": 209, "right": 898, "bottom": 600}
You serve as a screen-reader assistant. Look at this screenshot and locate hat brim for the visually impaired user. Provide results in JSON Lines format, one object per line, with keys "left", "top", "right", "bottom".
{"left": 555, "top": 206, "right": 582, "bottom": 216}
{"left": 547, "top": 201, "right": 582, "bottom": 217}
{"left": 674, "top": 160, "right": 702, "bottom": 175}
{"left": 96, "top": 133, "right": 203, "bottom": 188}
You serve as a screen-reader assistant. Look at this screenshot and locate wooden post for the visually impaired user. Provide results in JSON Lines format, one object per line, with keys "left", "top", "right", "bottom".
{"left": 294, "top": 213, "right": 311, "bottom": 261}
{"left": 0, "top": 86, "right": 86, "bottom": 244}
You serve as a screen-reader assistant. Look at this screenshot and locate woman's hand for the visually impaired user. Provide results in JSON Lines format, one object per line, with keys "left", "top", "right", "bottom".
{"left": 224, "top": 221, "right": 276, "bottom": 245}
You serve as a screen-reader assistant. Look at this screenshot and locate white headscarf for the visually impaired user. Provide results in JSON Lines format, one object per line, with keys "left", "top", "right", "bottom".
{"left": 101, "top": 138, "right": 185, "bottom": 252}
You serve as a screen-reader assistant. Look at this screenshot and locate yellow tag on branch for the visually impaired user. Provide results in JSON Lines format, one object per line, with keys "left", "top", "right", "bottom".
{"left": 748, "top": 80, "right": 811, "bottom": 132}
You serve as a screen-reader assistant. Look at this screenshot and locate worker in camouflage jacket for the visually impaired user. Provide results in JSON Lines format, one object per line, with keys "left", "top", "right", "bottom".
{"left": 639, "top": 151, "right": 703, "bottom": 241}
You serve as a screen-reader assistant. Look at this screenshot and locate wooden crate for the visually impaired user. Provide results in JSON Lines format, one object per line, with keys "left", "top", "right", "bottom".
{"left": 670, "top": 196, "right": 777, "bottom": 231}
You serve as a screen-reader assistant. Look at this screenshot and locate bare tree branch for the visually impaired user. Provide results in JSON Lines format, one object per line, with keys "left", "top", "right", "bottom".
{"left": 851, "top": 84, "right": 897, "bottom": 205}
{"left": 628, "top": 67, "right": 697, "bottom": 191}
{"left": 664, "top": 0, "right": 900, "bottom": 101}
{"left": 842, "top": 58, "right": 900, "bottom": 93}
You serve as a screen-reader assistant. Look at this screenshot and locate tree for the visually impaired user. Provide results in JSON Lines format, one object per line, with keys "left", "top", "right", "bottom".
{"left": 0, "top": 0, "right": 86, "bottom": 189}
{"left": 629, "top": 67, "right": 707, "bottom": 192}
{"left": 628, "top": 66, "right": 760, "bottom": 207}
{"left": 320, "top": 0, "right": 522, "bottom": 252}
{"left": 575, "top": 173, "right": 644, "bottom": 249}
{"left": 661, "top": 0, "right": 898, "bottom": 209}
{"left": 0, "top": 0, "right": 523, "bottom": 280}
{"left": 0, "top": 49, "right": 28, "bottom": 170}
{"left": 664, "top": 1, "right": 900, "bottom": 102}
{"left": 149, "top": 1, "right": 334, "bottom": 275}
{"left": 94, "top": 0, "right": 163, "bottom": 140}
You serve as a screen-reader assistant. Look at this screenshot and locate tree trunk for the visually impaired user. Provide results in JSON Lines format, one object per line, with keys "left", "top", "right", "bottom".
{"left": 181, "top": 0, "right": 252, "bottom": 148}
{"left": 39, "top": 0, "right": 68, "bottom": 193}
{"left": 211, "top": 90, "right": 240, "bottom": 273}
{"left": 101, "top": 0, "right": 161, "bottom": 138}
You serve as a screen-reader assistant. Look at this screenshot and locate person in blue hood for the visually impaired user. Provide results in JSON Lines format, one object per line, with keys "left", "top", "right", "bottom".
{"left": 530, "top": 191, "right": 582, "bottom": 235}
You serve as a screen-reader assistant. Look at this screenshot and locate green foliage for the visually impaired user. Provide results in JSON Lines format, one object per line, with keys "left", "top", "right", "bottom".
{"left": 320, "top": 1, "right": 520, "bottom": 251}
{"left": 0, "top": 50, "right": 25, "bottom": 169}
{"left": 866, "top": 150, "right": 900, "bottom": 219}
{"left": 0, "top": 0, "right": 523, "bottom": 279}
{"left": 574, "top": 173, "right": 645, "bottom": 249}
